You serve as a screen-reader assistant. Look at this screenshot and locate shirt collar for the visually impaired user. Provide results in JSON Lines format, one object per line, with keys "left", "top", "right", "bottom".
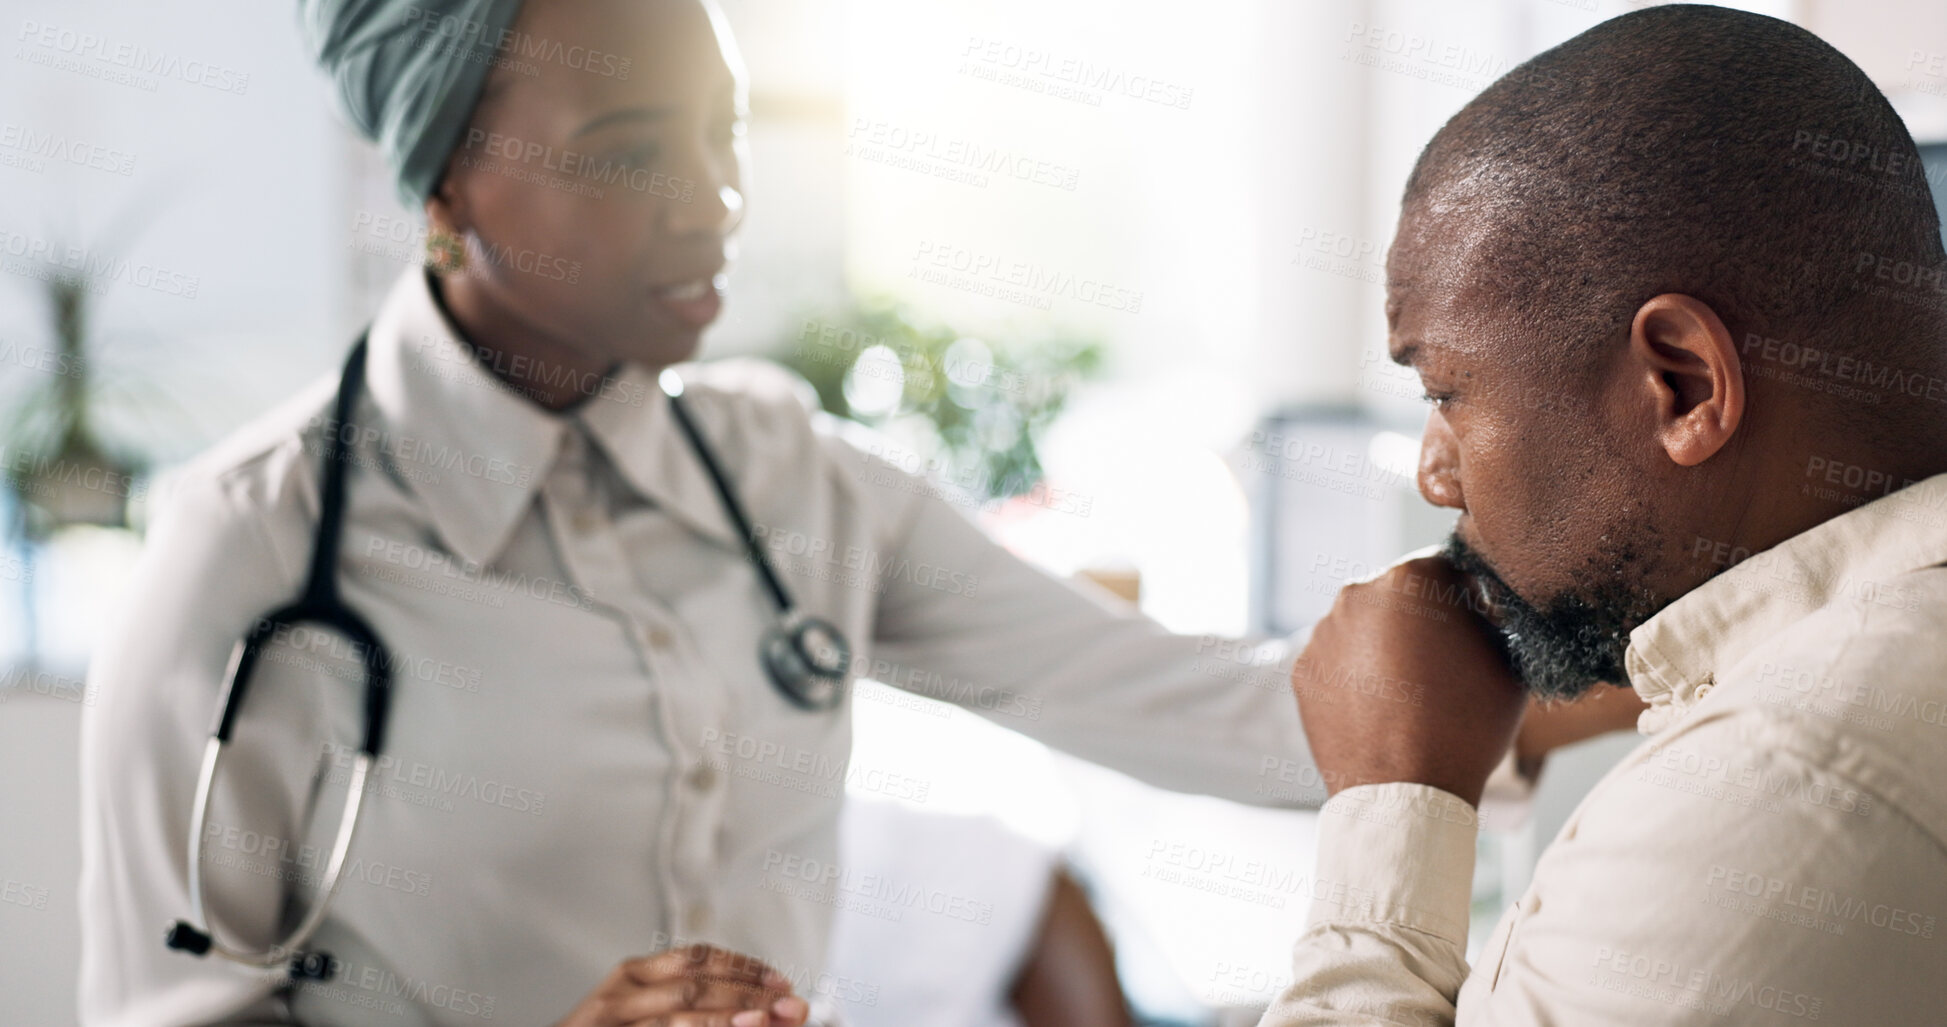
{"left": 575, "top": 365, "right": 748, "bottom": 554}
{"left": 1626, "top": 472, "right": 1947, "bottom": 732}
{"left": 363, "top": 269, "right": 745, "bottom": 568}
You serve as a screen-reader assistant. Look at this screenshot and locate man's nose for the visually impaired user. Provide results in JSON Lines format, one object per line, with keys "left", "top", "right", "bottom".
{"left": 1417, "top": 409, "right": 1466, "bottom": 511}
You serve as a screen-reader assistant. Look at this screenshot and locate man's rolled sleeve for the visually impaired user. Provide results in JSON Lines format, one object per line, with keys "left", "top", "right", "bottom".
{"left": 1261, "top": 783, "right": 1479, "bottom": 1026}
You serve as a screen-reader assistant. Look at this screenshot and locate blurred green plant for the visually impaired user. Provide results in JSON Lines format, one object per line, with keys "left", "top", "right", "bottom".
{"left": 3, "top": 267, "right": 147, "bottom": 541}
{"left": 776, "top": 303, "right": 1104, "bottom": 502}
{"left": 5, "top": 196, "right": 185, "bottom": 543}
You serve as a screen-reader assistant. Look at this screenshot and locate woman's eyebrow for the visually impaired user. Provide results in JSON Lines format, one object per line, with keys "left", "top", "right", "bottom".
{"left": 573, "top": 107, "right": 673, "bottom": 138}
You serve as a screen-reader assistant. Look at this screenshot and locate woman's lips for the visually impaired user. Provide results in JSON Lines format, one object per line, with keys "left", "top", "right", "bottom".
{"left": 650, "top": 274, "right": 725, "bottom": 329}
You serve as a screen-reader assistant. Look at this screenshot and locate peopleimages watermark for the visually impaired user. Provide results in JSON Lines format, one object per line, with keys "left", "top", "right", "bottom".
{"left": 0, "top": 229, "right": 200, "bottom": 298}
{"left": 244, "top": 614, "right": 491, "bottom": 694}
{"left": 296, "top": 957, "right": 497, "bottom": 1021}
{"left": 1191, "top": 637, "right": 1288, "bottom": 695}
{"left": 1788, "top": 128, "right": 1945, "bottom": 200}
{"left": 410, "top": 332, "right": 653, "bottom": 408}
{"left": 695, "top": 728, "right": 933, "bottom": 804}
{"left": 1141, "top": 837, "right": 1315, "bottom": 911}
{"left": 361, "top": 536, "right": 595, "bottom": 613}
{"left": 0, "top": 337, "right": 86, "bottom": 379}
{"left": 0, "top": 445, "right": 147, "bottom": 505}
{"left": 0, "top": 552, "right": 31, "bottom": 585}
{"left": 1795, "top": 454, "right": 1947, "bottom": 526}
{"left": 319, "top": 740, "right": 547, "bottom": 816}
{"left": 1753, "top": 659, "right": 1947, "bottom": 734}
{"left": 1910, "top": 49, "right": 1947, "bottom": 97}
{"left": 200, "top": 819, "right": 434, "bottom": 900}
{"left": 0, "top": 122, "right": 135, "bottom": 176}
{"left": 749, "top": 522, "right": 981, "bottom": 598}
{"left": 761, "top": 847, "right": 998, "bottom": 925}
{"left": 1290, "top": 226, "right": 1384, "bottom": 285}
{"left": 1687, "top": 533, "right": 1923, "bottom": 612}
{"left": 1704, "top": 862, "right": 1936, "bottom": 940}
{"left": 793, "top": 318, "right": 1051, "bottom": 401}
{"left": 1239, "top": 428, "right": 1409, "bottom": 501}
{"left": 644, "top": 930, "right": 884, "bottom": 1009}
{"left": 1636, "top": 739, "right": 1873, "bottom": 818}
{"left": 1741, "top": 330, "right": 1947, "bottom": 407}
{"left": 0, "top": 664, "right": 96, "bottom": 706}
{"left": 1847, "top": 250, "right": 1947, "bottom": 314}
{"left": 403, "top": 3, "right": 632, "bottom": 79}
{"left": 958, "top": 36, "right": 1193, "bottom": 111}
{"left": 456, "top": 128, "right": 695, "bottom": 202}
{"left": 1356, "top": 349, "right": 1594, "bottom": 417}
{"left": 909, "top": 240, "right": 1142, "bottom": 314}
{"left": 850, "top": 440, "right": 1095, "bottom": 519}
{"left": 1254, "top": 755, "right": 1340, "bottom": 804}
{"left": 845, "top": 117, "right": 1080, "bottom": 191}
{"left": 1, "top": 878, "right": 50, "bottom": 912}
{"left": 1586, "top": 945, "right": 1824, "bottom": 1020}
{"left": 1340, "top": 21, "right": 1560, "bottom": 94}
{"left": 855, "top": 654, "right": 1044, "bottom": 721}
{"left": 1301, "top": 551, "right": 1492, "bottom": 622}
{"left": 306, "top": 409, "right": 538, "bottom": 489}
{"left": 14, "top": 19, "right": 250, "bottom": 94}
{"left": 347, "top": 211, "right": 583, "bottom": 284}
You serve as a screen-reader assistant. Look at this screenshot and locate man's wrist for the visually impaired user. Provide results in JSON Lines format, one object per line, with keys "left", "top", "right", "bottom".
{"left": 1310, "top": 783, "right": 1479, "bottom": 941}
{"left": 1317, "top": 762, "right": 1496, "bottom": 808}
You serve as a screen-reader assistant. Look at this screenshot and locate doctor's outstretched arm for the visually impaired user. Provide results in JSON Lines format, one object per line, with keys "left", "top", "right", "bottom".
{"left": 851, "top": 440, "right": 1326, "bottom": 808}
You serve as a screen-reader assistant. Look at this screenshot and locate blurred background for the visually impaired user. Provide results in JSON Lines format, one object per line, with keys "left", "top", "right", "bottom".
{"left": 4, "top": 0, "right": 1946, "bottom": 1022}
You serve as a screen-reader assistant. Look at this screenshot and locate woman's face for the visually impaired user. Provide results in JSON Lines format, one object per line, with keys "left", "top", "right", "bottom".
{"left": 430, "top": 0, "right": 747, "bottom": 370}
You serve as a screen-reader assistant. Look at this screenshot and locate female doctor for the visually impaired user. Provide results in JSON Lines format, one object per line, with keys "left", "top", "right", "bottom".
{"left": 74, "top": 1, "right": 1627, "bottom": 1024}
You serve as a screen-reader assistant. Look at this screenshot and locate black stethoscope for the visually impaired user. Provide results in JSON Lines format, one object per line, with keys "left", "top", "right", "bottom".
{"left": 165, "top": 335, "right": 853, "bottom": 980}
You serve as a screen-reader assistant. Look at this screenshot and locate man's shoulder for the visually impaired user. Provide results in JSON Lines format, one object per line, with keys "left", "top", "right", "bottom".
{"left": 1733, "top": 563, "right": 1947, "bottom": 707}
{"left": 1710, "top": 570, "right": 1947, "bottom": 843}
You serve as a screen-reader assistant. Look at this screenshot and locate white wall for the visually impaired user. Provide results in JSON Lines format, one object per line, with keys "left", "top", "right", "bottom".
{"left": 0, "top": 0, "right": 349, "bottom": 466}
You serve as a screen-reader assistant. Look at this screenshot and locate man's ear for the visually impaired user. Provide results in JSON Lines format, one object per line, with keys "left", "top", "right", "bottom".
{"left": 1627, "top": 293, "right": 1744, "bottom": 467}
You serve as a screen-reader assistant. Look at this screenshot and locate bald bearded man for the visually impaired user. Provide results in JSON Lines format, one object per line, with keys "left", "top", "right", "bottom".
{"left": 1262, "top": 5, "right": 1947, "bottom": 1025}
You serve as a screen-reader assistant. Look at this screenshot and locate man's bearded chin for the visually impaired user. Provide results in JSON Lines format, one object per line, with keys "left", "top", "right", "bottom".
{"left": 1440, "top": 533, "right": 1668, "bottom": 702}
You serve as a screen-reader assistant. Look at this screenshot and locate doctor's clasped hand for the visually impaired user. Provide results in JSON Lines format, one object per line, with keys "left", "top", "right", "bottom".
{"left": 553, "top": 946, "right": 808, "bottom": 1027}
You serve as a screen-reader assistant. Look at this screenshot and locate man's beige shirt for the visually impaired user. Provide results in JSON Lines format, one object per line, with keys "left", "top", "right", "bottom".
{"left": 1261, "top": 476, "right": 1947, "bottom": 1024}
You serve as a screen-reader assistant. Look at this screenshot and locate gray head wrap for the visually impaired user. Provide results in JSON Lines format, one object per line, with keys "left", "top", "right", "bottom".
{"left": 297, "top": 0, "right": 528, "bottom": 208}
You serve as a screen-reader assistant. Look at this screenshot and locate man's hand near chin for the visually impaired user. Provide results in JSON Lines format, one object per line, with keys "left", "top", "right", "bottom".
{"left": 1293, "top": 554, "right": 1644, "bottom": 807}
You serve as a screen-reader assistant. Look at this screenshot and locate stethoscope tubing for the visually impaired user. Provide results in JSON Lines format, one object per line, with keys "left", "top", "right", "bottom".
{"left": 169, "top": 334, "right": 853, "bottom": 977}
{"left": 182, "top": 733, "right": 373, "bottom": 970}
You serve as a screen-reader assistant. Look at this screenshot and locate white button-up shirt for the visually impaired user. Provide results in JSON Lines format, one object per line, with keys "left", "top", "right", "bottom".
{"left": 1261, "top": 475, "right": 1947, "bottom": 1025}
{"left": 77, "top": 268, "right": 1318, "bottom": 1026}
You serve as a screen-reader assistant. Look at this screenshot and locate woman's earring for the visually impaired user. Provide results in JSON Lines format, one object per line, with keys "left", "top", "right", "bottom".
{"left": 425, "top": 227, "right": 468, "bottom": 275}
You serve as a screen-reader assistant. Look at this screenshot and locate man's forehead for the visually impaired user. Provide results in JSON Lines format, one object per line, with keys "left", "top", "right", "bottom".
{"left": 1385, "top": 206, "right": 1504, "bottom": 358}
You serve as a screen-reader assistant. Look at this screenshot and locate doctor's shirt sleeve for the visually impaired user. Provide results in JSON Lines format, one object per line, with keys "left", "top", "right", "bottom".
{"left": 78, "top": 464, "right": 328, "bottom": 1026}
{"left": 840, "top": 434, "right": 1325, "bottom": 809}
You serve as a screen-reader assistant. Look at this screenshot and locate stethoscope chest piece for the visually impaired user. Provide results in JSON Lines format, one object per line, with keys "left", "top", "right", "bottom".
{"left": 761, "top": 613, "right": 853, "bottom": 711}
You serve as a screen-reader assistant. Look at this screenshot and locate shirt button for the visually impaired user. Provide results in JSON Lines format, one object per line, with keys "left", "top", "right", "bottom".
{"left": 684, "top": 905, "right": 712, "bottom": 934}
{"left": 647, "top": 626, "right": 675, "bottom": 650}
{"left": 573, "top": 508, "right": 601, "bottom": 534}
{"left": 688, "top": 763, "right": 716, "bottom": 791}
